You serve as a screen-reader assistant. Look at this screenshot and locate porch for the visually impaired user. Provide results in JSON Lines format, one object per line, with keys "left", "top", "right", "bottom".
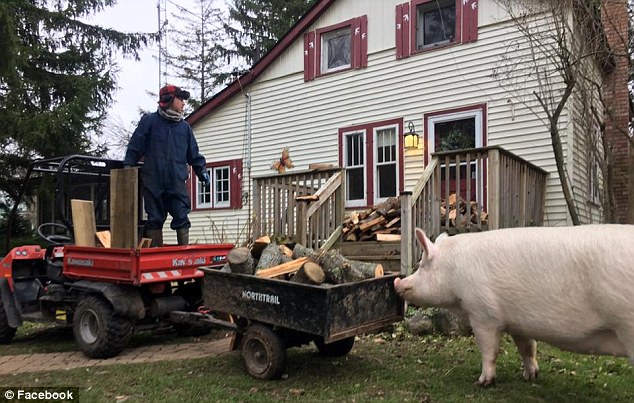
{"left": 251, "top": 146, "right": 548, "bottom": 274}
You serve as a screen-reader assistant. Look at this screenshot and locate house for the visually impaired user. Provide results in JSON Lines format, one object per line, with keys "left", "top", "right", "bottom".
{"left": 176, "top": 0, "right": 630, "bottom": 258}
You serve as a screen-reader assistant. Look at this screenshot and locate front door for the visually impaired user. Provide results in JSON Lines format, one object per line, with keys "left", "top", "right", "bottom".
{"left": 427, "top": 107, "right": 485, "bottom": 205}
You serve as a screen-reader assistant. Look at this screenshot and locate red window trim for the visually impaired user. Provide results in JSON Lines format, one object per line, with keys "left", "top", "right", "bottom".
{"left": 305, "top": 15, "right": 368, "bottom": 81}
{"left": 190, "top": 159, "right": 243, "bottom": 211}
{"left": 338, "top": 118, "right": 405, "bottom": 208}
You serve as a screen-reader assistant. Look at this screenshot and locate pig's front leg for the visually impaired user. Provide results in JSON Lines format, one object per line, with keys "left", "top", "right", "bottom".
{"left": 471, "top": 323, "right": 501, "bottom": 387}
{"left": 511, "top": 334, "right": 539, "bottom": 382}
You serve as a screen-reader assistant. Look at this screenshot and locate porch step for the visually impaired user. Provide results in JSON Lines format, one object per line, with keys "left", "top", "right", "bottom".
{"left": 334, "top": 241, "right": 401, "bottom": 273}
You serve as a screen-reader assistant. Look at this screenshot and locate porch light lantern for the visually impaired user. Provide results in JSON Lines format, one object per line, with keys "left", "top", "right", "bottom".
{"left": 403, "top": 121, "right": 419, "bottom": 150}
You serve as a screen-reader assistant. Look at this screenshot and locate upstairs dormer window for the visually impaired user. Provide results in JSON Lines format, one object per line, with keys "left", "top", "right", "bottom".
{"left": 416, "top": 0, "right": 456, "bottom": 49}
{"left": 396, "top": 0, "right": 478, "bottom": 59}
{"left": 304, "top": 16, "right": 368, "bottom": 81}
{"left": 321, "top": 27, "right": 352, "bottom": 73}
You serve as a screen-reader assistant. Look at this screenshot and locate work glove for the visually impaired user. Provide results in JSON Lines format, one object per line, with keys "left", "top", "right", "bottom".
{"left": 200, "top": 172, "right": 210, "bottom": 185}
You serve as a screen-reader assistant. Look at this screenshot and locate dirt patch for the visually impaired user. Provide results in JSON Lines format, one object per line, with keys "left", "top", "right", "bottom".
{"left": 0, "top": 337, "right": 232, "bottom": 375}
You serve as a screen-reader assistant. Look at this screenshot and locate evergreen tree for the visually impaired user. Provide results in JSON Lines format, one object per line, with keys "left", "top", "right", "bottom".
{"left": 219, "top": 0, "right": 316, "bottom": 83}
{"left": 0, "top": 0, "right": 154, "bottom": 203}
{"left": 164, "top": 0, "right": 225, "bottom": 109}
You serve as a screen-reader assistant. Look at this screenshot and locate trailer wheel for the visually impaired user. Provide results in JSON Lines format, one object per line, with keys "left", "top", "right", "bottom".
{"left": 0, "top": 300, "right": 17, "bottom": 344}
{"left": 314, "top": 336, "right": 355, "bottom": 357}
{"left": 73, "top": 296, "right": 133, "bottom": 358}
{"left": 241, "top": 324, "right": 286, "bottom": 380}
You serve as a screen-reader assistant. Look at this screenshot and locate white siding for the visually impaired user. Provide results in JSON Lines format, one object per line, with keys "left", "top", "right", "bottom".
{"left": 179, "top": 0, "right": 590, "bottom": 243}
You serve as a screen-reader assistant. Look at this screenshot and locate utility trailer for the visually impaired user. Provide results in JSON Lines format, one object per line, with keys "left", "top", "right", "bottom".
{"left": 0, "top": 155, "right": 233, "bottom": 358}
{"left": 172, "top": 269, "right": 404, "bottom": 380}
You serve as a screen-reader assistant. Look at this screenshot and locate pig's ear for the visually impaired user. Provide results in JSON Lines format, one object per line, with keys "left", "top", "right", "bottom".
{"left": 415, "top": 228, "right": 438, "bottom": 260}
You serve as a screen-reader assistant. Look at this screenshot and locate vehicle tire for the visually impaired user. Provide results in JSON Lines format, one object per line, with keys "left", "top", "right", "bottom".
{"left": 73, "top": 295, "right": 133, "bottom": 358}
{"left": 0, "top": 300, "right": 17, "bottom": 344}
{"left": 314, "top": 336, "right": 355, "bottom": 357}
{"left": 241, "top": 324, "right": 286, "bottom": 380}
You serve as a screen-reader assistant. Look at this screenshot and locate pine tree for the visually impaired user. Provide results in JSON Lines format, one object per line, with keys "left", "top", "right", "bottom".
{"left": 219, "top": 0, "right": 316, "bottom": 83}
{"left": 0, "top": 0, "right": 154, "bottom": 203}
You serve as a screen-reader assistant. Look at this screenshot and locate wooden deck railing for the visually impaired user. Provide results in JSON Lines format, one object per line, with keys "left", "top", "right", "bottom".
{"left": 252, "top": 168, "right": 345, "bottom": 251}
{"left": 400, "top": 146, "right": 548, "bottom": 274}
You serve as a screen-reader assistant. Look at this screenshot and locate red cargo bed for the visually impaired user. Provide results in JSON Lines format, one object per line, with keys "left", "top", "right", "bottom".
{"left": 62, "top": 244, "right": 233, "bottom": 285}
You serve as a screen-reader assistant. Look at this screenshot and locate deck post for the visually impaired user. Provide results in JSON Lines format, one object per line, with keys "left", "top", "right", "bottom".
{"left": 400, "top": 191, "right": 413, "bottom": 275}
{"left": 296, "top": 200, "right": 308, "bottom": 247}
{"left": 487, "top": 148, "right": 501, "bottom": 230}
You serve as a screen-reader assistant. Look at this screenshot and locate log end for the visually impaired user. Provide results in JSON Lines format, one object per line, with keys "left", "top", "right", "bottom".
{"left": 374, "top": 264, "right": 384, "bottom": 278}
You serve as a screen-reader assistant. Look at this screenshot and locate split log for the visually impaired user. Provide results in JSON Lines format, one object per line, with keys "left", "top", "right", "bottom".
{"left": 228, "top": 247, "right": 254, "bottom": 275}
{"left": 290, "top": 261, "right": 325, "bottom": 285}
{"left": 385, "top": 216, "right": 400, "bottom": 228}
{"left": 376, "top": 233, "right": 401, "bottom": 242}
{"left": 374, "top": 196, "right": 400, "bottom": 216}
{"left": 251, "top": 235, "right": 271, "bottom": 258}
{"left": 256, "top": 257, "right": 309, "bottom": 278}
{"left": 96, "top": 231, "right": 111, "bottom": 248}
{"left": 279, "top": 244, "right": 293, "bottom": 258}
{"left": 255, "top": 242, "right": 284, "bottom": 272}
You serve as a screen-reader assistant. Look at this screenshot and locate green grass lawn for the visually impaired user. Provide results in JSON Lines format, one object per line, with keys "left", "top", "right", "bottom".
{"left": 1, "top": 324, "right": 632, "bottom": 402}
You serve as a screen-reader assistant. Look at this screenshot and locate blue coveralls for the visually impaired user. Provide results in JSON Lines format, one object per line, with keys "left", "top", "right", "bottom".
{"left": 123, "top": 112, "right": 207, "bottom": 231}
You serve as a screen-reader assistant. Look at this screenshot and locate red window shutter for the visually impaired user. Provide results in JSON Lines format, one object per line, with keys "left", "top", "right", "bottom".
{"left": 395, "top": 4, "right": 403, "bottom": 59}
{"left": 462, "top": 0, "right": 478, "bottom": 43}
{"left": 352, "top": 17, "right": 361, "bottom": 69}
{"left": 402, "top": 2, "right": 411, "bottom": 58}
{"left": 360, "top": 15, "right": 368, "bottom": 68}
{"left": 303, "top": 31, "right": 315, "bottom": 81}
{"left": 230, "top": 160, "right": 243, "bottom": 209}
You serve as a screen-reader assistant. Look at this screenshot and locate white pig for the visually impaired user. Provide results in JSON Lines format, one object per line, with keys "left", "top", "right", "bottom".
{"left": 393, "top": 225, "right": 634, "bottom": 386}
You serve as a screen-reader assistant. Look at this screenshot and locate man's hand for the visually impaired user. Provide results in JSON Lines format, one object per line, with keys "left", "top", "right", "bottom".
{"left": 200, "top": 172, "right": 210, "bottom": 185}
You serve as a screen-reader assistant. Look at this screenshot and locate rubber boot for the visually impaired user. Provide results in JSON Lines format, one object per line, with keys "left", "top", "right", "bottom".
{"left": 146, "top": 229, "right": 163, "bottom": 247}
{"left": 176, "top": 228, "right": 189, "bottom": 246}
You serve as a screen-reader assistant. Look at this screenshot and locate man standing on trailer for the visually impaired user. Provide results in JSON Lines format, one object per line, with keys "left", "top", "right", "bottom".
{"left": 123, "top": 84, "right": 209, "bottom": 246}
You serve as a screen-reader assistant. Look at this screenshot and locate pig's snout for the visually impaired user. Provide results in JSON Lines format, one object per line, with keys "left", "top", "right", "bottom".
{"left": 394, "top": 277, "right": 411, "bottom": 296}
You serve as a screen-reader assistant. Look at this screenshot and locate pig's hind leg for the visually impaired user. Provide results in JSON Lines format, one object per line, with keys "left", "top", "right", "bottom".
{"left": 511, "top": 335, "right": 539, "bottom": 382}
{"left": 471, "top": 323, "right": 502, "bottom": 387}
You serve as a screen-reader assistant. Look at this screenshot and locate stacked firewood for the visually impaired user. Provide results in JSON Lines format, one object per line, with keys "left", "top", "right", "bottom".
{"left": 221, "top": 236, "right": 384, "bottom": 285}
{"left": 342, "top": 197, "right": 401, "bottom": 242}
{"left": 441, "top": 193, "right": 488, "bottom": 227}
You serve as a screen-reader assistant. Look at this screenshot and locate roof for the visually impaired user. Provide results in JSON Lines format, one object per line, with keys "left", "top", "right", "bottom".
{"left": 186, "top": 0, "right": 336, "bottom": 127}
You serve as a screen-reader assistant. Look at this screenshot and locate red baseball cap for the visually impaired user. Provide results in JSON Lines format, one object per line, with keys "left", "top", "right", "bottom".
{"left": 158, "top": 85, "right": 190, "bottom": 108}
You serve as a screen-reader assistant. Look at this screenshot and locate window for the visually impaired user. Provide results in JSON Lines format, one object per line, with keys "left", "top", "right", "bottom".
{"left": 304, "top": 16, "right": 368, "bottom": 81}
{"left": 321, "top": 27, "right": 351, "bottom": 73}
{"left": 339, "top": 119, "right": 404, "bottom": 208}
{"left": 344, "top": 131, "right": 367, "bottom": 206}
{"left": 192, "top": 159, "right": 243, "bottom": 210}
{"left": 375, "top": 127, "right": 398, "bottom": 200}
{"left": 415, "top": 0, "right": 456, "bottom": 49}
{"left": 395, "top": 0, "right": 478, "bottom": 59}
{"left": 213, "top": 166, "right": 230, "bottom": 208}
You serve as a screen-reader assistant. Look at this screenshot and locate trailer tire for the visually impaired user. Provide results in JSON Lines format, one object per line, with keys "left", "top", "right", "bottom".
{"left": 242, "top": 324, "right": 286, "bottom": 380}
{"left": 314, "top": 336, "right": 355, "bottom": 357}
{"left": 0, "top": 300, "right": 17, "bottom": 344}
{"left": 73, "top": 295, "right": 133, "bottom": 358}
